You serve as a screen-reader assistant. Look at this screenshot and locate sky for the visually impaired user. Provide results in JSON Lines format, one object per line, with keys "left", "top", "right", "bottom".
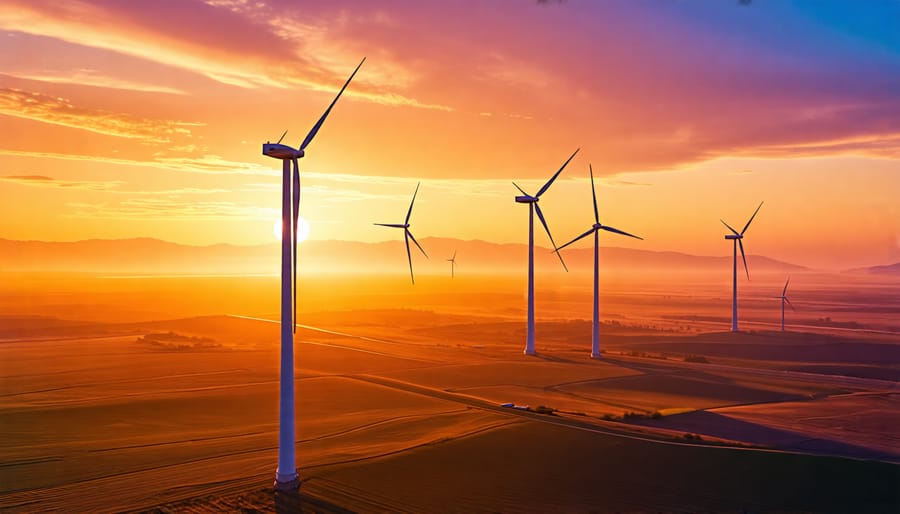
{"left": 0, "top": 0, "right": 898, "bottom": 270}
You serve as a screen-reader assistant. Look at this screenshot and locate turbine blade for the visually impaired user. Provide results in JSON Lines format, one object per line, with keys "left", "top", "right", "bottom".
{"left": 720, "top": 219, "right": 740, "bottom": 236}
{"left": 739, "top": 239, "right": 749, "bottom": 280}
{"left": 299, "top": 57, "right": 365, "bottom": 151}
{"left": 276, "top": 129, "right": 288, "bottom": 144}
{"left": 589, "top": 163, "right": 599, "bottom": 224}
{"left": 452, "top": 249, "right": 457, "bottom": 260}
{"left": 406, "top": 182, "right": 420, "bottom": 224}
{"left": 785, "top": 296, "right": 796, "bottom": 311}
{"left": 556, "top": 227, "right": 595, "bottom": 252}
{"left": 291, "top": 158, "right": 300, "bottom": 333}
{"left": 374, "top": 223, "right": 407, "bottom": 228}
{"left": 741, "top": 201, "right": 764, "bottom": 235}
{"left": 512, "top": 181, "right": 528, "bottom": 196}
{"left": 783, "top": 276, "right": 790, "bottom": 296}
{"left": 535, "top": 203, "right": 568, "bottom": 271}
{"left": 404, "top": 230, "right": 414, "bottom": 285}
{"left": 406, "top": 229, "right": 428, "bottom": 258}
{"left": 600, "top": 225, "right": 643, "bottom": 240}
{"left": 536, "top": 148, "right": 579, "bottom": 198}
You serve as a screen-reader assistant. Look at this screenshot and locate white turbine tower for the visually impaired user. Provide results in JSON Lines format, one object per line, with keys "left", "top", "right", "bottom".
{"left": 556, "top": 164, "right": 642, "bottom": 359}
{"left": 721, "top": 201, "right": 763, "bottom": 333}
{"left": 447, "top": 250, "right": 457, "bottom": 278}
{"left": 261, "top": 57, "right": 364, "bottom": 491}
{"left": 514, "top": 149, "right": 578, "bottom": 356}
{"left": 375, "top": 182, "right": 428, "bottom": 284}
{"left": 777, "top": 276, "right": 795, "bottom": 331}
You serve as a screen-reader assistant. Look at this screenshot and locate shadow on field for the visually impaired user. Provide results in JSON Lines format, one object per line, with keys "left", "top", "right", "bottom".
{"left": 630, "top": 410, "right": 899, "bottom": 462}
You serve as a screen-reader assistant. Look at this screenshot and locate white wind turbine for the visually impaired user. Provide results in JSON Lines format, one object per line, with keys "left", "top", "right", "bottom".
{"left": 556, "top": 164, "right": 642, "bottom": 359}
{"left": 776, "top": 276, "right": 795, "bottom": 331}
{"left": 375, "top": 182, "right": 428, "bottom": 284}
{"left": 514, "top": 149, "right": 579, "bottom": 356}
{"left": 261, "top": 57, "right": 364, "bottom": 491}
{"left": 447, "top": 250, "right": 457, "bottom": 278}
{"left": 721, "top": 201, "right": 763, "bottom": 333}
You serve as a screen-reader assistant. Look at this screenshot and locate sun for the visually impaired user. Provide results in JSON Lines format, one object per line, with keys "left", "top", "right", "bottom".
{"left": 273, "top": 217, "right": 311, "bottom": 242}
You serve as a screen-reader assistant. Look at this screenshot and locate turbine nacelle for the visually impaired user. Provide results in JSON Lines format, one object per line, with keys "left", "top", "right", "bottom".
{"left": 515, "top": 195, "right": 537, "bottom": 203}
{"left": 724, "top": 234, "right": 742, "bottom": 240}
{"left": 263, "top": 143, "right": 304, "bottom": 160}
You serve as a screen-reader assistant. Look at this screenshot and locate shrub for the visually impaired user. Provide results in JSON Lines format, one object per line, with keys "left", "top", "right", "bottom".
{"left": 684, "top": 354, "right": 710, "bottom": 364}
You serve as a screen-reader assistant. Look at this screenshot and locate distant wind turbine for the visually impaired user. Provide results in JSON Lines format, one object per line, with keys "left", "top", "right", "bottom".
{"left": 556, "top": 164, "right": 642, "bottom": 359}
{"left": 776, "top": 276, "right": 795, "bottom": 331}
{"left": 375, "top": 182, "right": 428, "bottom": 284}
{"left": 721, "top": 201, "right": 763, "bottom": 332}
{"left": 447, "top": 250, "right": 457, "bottom": 278}
{"left": 514, "top": 148, "right": 578, "bottom": 355}
{"left": 261, "top": 57, "right": 364, "bottom": 491}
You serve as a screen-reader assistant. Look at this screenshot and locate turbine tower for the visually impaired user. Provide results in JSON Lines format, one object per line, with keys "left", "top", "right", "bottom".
{"left": 556, "top": 164, "right": 642, "bottom": 359}
{"left": 261, "top": 57, "right": 364, "bottom": 491}
{"left": 721, "top": 201, "right": 763, "bottom": 333}
{"left": 777, "top": 276, "right": 795, "bottom": 331}
{"left": 447, "top": 250, "right": 457, "bottom": 278}
{"left": 514, "top": 148, "right": 578, "bottom": 356}
{"left": 375, "top": 182, "right": 428, "bottom": 284}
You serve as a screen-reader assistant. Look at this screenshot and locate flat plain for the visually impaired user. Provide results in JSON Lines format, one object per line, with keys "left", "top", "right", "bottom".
{"left": 1, "top": 270, "right": 898, "bottom": 512}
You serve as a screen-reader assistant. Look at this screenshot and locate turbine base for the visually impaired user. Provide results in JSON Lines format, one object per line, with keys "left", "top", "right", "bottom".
{"left": 590, "top": 352, "right": 602, "bottom": 360}
{"left": 523, "top": 348, "right": 535, "bottom": 356}
{"left": 274, "top": 471, "right": 300, "bottom": 492}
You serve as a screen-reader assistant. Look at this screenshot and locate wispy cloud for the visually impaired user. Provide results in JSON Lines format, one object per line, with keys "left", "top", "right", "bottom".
{"left": 0, "top": 174, "right": 236, "bottom": 197}
{"left": 605, "top": 179, "right": 651, "bottom": 187}
{"left": 0, "top": 88, "right": 201, "bottom": 142}
{"left": 66, "top": 198, "right": 276, "bottom": 221}
{"left": 0, "top": 174, "right": 123, "bottom": 190}
{"left": 0, "top": 1, "right": 454, "bottom": 111}
{"left": 0, "top": 149, "right": 276, "bottom": 176}
{"left": 4, "top": 68, "right": 187, "bottom": 95}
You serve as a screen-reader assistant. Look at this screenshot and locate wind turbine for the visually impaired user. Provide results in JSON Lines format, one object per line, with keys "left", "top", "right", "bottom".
{"left": 776, "top": 276, "right": 795, "bottom": 331}
{"left": 556, "top": 164, "right": 642, "bottom": 359}
{"left": 261, "top": 57, "right": 364, "bottom": 491}
{"left": 514, "top": 148, "right": 578, "bottom": 356}
{"left": 447, "top": 250, "right": 457, "bottom": 278}
{"left": 721, "top": 201, "right": 763, "bottom": 333}
{"left": 375, "top": 182, "right": 428, "bottom": 284}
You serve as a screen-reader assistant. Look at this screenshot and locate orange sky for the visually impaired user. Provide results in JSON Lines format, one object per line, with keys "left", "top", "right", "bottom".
{"left": 0, "top": 1, "right": 898, "bottom": 270}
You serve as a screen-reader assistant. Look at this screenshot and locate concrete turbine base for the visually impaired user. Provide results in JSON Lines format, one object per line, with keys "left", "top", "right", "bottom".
{"left": 590, "top": 352, "right": 602, "bottom": 359}
{"left": 274, "top": 471, "right": 300, "bottom": 492}
{"left": 523, "top": 348, "right": 536, "bottom": 356}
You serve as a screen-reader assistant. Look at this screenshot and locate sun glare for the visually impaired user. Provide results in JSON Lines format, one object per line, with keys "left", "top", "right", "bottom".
{"left": 273, "top": 217, "right": 311, "bottom": 243}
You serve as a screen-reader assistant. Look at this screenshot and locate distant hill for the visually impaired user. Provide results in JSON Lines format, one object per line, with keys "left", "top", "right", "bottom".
{"left": 845, "top": 262, "right": 900, "bottom": 275}
{"left": 0, "top": 237, "right": 808, "bottom": 275}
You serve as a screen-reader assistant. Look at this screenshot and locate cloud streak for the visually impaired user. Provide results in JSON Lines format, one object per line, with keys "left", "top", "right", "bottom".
{"left": 0, "top": 174, "right": 234, "bottom": 196}
{"left": 0, "top": 0, "right": 453, "bottom": 111}
{"left": 66, "top": 198, "right": 277, "bottom": 221}
{"left": 0, "top": 149, "right": 276, "bottom": 176}
{"left": 4, "top": 69, "right": 187, "bottom": 95}
{"left": 0, "top": 88, "right": 200, "bottom": 143}
{"left": 0, "top": 174, "right": 123, "bottom": 190}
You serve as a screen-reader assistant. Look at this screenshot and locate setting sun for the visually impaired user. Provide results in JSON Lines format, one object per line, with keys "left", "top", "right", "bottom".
{"left": 273, "top": 217, "right": 310, "bottom": 243}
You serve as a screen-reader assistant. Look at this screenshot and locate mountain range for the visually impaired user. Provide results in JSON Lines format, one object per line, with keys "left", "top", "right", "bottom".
{"left": 0, "top": 237, "right": 813, "bottom": 275}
